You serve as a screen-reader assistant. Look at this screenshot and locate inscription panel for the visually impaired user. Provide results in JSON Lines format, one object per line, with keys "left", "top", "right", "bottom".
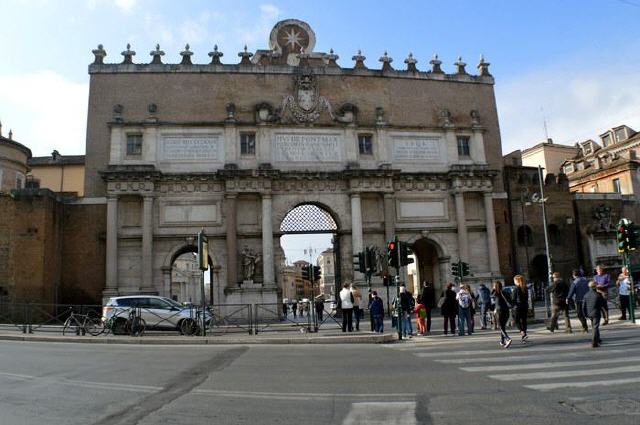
{"left": 272, "top": 133, "right": 342, "bottom": 163}
{"left": 397, "top": 200, "right": 447, "bottom": 221}
{"left": 160, "top": 135, "right": 223, "bottom": 162}
{"left": 162, "top": 203, "right": 219, "bottom": 225}
{"left": 392, "top": 136, "right": 443, "bottom": 163}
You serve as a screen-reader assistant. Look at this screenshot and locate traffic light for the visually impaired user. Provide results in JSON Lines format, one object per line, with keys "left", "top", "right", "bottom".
{"left": 353, "top": 252, "right": 366, "bottom": 273}
{"left": 461, "top": 262, "right": 470, "bottom": 277}
{"left": 313, "top": 265, "right": 321, "bottom": 282}
{"left": 399, "top": 242, "right": 414, "bottom": 267}
{"left": 630, "top": 224, "right": 640, "bottom": 251}
{"left": 365, "top": 246, "right": 378, "bottom": 273}
{"left": 618, "top": 219, "right": 631, "bottom": 253}
{"left": 451, "top": 262, "right": 460, "bottom": 278}
{"left": 387, "top": 240, "right": 399, "bottom": 269}
{"left": 301, "top": 264, "right": 311, "bottom": 281}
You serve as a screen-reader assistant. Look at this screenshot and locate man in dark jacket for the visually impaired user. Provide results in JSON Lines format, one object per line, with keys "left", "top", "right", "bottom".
{"left": 420, "top": 281, "right": 436, "bottom": 333}
{"left": 477, "top": 283, "right": 492, "bottom": 330}
{"left": 567, "top": 269, "right": 589, "bottom": 332}
{"left": 547, "top": 272, "right": 572, "bottom": 333}
{"left": 369, "top": 291, "right": 385, "bottom": 333}
{"left": 583, "top": 280, "right": 606, "bottom": 347}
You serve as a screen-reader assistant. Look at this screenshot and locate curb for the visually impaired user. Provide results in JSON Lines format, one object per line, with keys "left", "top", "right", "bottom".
{"left": 0, "top": 332, "right": 396, "bottom": 345}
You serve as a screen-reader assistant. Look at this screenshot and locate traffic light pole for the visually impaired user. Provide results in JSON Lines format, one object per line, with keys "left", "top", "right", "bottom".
{"left": 624, "top": 252, "right": 636, "bottom": 323}
{"left": 395, "top": 236, "right": 403, "bottom": 341}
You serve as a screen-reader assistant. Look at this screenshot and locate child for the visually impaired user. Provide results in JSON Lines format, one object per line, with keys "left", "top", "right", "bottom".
{"left": 415, "top": 301, "right": 427, "bottom": 335}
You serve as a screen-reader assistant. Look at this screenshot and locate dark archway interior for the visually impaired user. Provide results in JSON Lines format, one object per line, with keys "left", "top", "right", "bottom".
{"left": 412, "top": 238, "right": 442, "bottom": 296}
{"left": 530, "top": 254, "right": 548, "bottom": 284}
{"left": 170, "top": 245, "right": 215, "bottom": 305}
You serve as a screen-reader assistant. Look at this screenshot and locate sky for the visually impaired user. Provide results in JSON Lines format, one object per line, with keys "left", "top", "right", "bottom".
{"left": 2, "top": 0, "right": 640, "bottom": 261}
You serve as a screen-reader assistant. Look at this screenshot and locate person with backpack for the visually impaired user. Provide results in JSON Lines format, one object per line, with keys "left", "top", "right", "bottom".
{"left": 568, "top": 269, "right": 589, "bottom": 332}
{"left": 415, "top": 300, "right": 427, "bottom": 335}
{"left": 477, "top": 283, "right": 492, "bottom": 330}
{"left": 493, "top": 281, "right": 513, "bottom": 348}
{"left": 440, "top": 282, "right": 458, "bottom": 335}
{"left": 512, "top": 274, "right": 529, "bottom": 343}
{"left": 456, "top": 283, "right": 473, "bottom": 336}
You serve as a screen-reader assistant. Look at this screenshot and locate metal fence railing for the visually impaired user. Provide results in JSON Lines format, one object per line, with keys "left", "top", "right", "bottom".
{"left": 253, "top": 303, "right": 342, "bottom": 334}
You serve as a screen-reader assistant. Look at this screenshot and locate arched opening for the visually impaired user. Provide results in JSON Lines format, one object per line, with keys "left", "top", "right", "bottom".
{"left": 278, "top": 203, "right": 340, "bottom": 310}
{"left": 530, "top": 254, "right": 549, "bottom": 296}
{"left": 517, "top": 225, "right": 533, "bottom": 247}
{"left": 410, "top": 238, "right": 445, "bottom": 296}
{"left": 169, "top": 245, "right": 215, "bottom": 305}
{"left": 548, "top": 224, "right": 561, "bottom": 245}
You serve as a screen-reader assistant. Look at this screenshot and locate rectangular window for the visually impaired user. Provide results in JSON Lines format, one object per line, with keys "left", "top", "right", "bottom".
{"left": 615, "top": 128, "right": 626, "bottom": 142}
{"left": 15, "top": 173, "right": 24, "bottom": 189}
{"left": 630, "top": 150, "right": 637, "bottom": 160}
{"left": 612, "top": 178, "right": 621, "bottom": 193}
{"left": 602, "top": 134, "right": 611, "bottom": 147}
{"left": 564, "top": 164, "right": 574, "bottom": 173}
{"left": 358, "top": 134, "right": 373, "bottom": 155}
{"left": 25, "top": 178, "right": 40, "bottom": 189}
{"left": 240, "top": 133, "right": 256, "bottom": 156}
{"left": 126, "top": 134, "right": 143, "bottom": 156}
{"left": 457, "top": 136, "right": 470, "bottom": 157}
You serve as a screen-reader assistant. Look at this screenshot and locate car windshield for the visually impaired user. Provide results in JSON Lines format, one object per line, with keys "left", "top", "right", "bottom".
{"left": 164, "top": 298, "right": 184, "bottom": 309}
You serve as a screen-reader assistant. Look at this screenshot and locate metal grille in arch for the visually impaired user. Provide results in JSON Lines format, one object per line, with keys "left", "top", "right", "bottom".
{"left": 280, "top": 204, "right": 338, "bottom": 233}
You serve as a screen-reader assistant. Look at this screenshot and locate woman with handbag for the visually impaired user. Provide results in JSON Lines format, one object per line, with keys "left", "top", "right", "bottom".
{"left": 440, "top": 282, "right": 458, "bottom": 335}
{"left": 492, "top": 281, "right": 513, "bottom": 348}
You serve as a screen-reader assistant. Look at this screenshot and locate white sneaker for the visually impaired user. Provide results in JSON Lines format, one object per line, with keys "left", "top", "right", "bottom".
{"left": 505, "top": 339, "right": 512, "bottom": 348}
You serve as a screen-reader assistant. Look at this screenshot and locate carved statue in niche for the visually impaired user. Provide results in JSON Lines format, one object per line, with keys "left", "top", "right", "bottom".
{"left": 240, "top": 246, "right": 261, "bottom": 281}
{"left": 592, "top": 204, "right": 613, "bottom": 233}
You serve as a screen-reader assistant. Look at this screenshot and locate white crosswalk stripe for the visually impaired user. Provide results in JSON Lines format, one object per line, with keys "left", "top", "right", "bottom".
{"left": 387, "top": 323, "right": 640, "bottom": 393}
{"left": 341, "top": 402, "right": 416, "bottom": 425}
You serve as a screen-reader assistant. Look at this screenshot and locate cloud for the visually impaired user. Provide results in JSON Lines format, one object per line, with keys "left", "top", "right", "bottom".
{"left": 235, "top": 3, "right": 281, "bottom": 45}
{"left": 0, "top": 71, "right": 88, "bottom": 156}
{"left": 496, "top": 58, "right": 640, "bottom": 154}
{"left": 86, "top": 0, "right": 136, "bottom": 13}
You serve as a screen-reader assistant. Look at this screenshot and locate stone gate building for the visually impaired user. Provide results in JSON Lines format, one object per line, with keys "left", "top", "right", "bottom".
{"left": 85, "top": 19, "right": 505, "bottom": 303}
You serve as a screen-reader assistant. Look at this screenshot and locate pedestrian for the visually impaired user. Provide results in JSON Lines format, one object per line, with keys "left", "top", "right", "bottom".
{"left": 492, "top": 281, "right": 513, "bottom": 348}
{"left": 547, "top": 272, "right": 572, "bottom": 333}
{"left": 369, "top": 291, "right": 385, "bottom": 333}
{"left": 367, "top": 289, "right": 375, "bottom": 332}
{"left": 440, "top": 282, "right": 458, "bottom": 335}
{"left": 477, "top": 283, "right": 491, "bottom": 330}
{"left": 456, "top": 283, "right": 473, "bottom": 336}
{"left": 567, "top": 269, "right": 589, "bottom": 332}
{"left": 315, "top": 298, "right": 324, "bottom": 322}
{"left": 415, "top": 301, "right": 427, "bottom": 335}
{"left": 593, "top": 265, "right": 610, "bottom": 325}
{"left": 512, "top": 274, "right": 529, "bottom": 343}
{"left": 292, "top": 300, "right": 298, "bottom": 318}
{"left": 352, "top": 285, "right": 363, "bottom": 331}
{"left": 617, "top": 267, "right": 631, "bottom": 320}
{"left": 282, "top": 301, "right": 288, "bottom": 320}
{"left": 420, "top": 281, "right": 436, "bottom": 333}
{"left": 583, "top": 280, "right": 606, "bottom": 347}
{"left": 466, "top": 283, "right": 477, "bottom": 333}
{"left": 399, "top": 285, "right": 415, "bottom": 337}
{"left": 339, "top": 282, "right": 354, "bottom": 332}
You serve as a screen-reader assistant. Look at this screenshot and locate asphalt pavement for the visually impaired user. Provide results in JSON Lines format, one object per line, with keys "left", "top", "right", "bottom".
{"left": 0, "top": 319, "right": 638, "bottom": 424}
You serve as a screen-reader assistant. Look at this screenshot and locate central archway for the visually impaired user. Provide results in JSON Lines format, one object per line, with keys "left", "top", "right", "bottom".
{"left": 411, "top": 237, "right": 448, "bottom": 296}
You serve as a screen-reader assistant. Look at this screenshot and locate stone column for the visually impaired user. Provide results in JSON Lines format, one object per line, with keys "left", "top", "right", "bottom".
{"left": 141, "top": 195, "right": 154, "bottom": 292}
{"left": 483, "top": 192, "right": 500, "bottom": 275}
{"left": 351, "top": 193, "right": 364, "bottom": 282}
{"left": 262, "top": 193, "right": 275, "bottom": 287}
{"left": 105, "top": 195, "right": 119, "bottom": 295}
{"left": 225, "top": 193, "right": 238, "bottom": 287}
{"left": 383, "top": 193, "right": 395, "bottom": 243}
{"left": 454, "top": 191, "right": 469, "bottom": 261}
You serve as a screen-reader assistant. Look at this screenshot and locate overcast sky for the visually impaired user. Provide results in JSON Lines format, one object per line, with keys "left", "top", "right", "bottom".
{"left": 2, "top": 0, "right": 640, "bottom": 260}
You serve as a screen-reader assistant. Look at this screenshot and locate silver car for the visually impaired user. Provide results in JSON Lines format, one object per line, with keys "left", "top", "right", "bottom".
{"left": 103, "top": 295, "right": 205, "bottom": 334}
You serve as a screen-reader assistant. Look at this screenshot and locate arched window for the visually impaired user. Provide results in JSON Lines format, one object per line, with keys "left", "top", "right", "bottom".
{"left": 517, "top": 225, "right": 533, "bottom": 247}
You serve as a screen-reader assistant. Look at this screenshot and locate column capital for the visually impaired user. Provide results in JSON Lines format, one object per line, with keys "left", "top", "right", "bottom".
{"left": 107, "top": 194, "right": 119, "bottom": 200}
{"left": 142, "top": 193, "right": 155, "bottom": 200}
{"left": 261, "top": 192, "right": 272, "bottom": 199}
{"left": 349, "top": 192, "right": 361, "bottom": 198}
{"left": 383, "top": 193, "right": 394, "bottom": 199}
{"left": 483, "top": 191, "right": 494, "bottom": 198}
{"left": 225, "top": 192, "right": 239, "bottom": 199}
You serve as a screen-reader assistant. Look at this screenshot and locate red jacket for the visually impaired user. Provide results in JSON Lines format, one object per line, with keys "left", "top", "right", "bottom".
{"left": 415, "top": 303, "right": 426, "bottom": 319}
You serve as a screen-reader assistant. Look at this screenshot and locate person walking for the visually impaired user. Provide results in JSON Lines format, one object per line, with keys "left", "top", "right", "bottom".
{"left": 399, "top": 285, "right": 415, "bottom": 337}
{"left": 420, "top": 281, "right": 436, "bottom": 333}
{"left": 292, "top": 300, "right": 298, "bottom": 318}
{"left": 282, "top": 301, "right": 288, "bottom": 320}
{"left": 593, "top": 265, "right": 610, "bottom": 325}
{"left": 466, "top": 283, "right": 478, "bottom": 333}
{"left": 477, "top": 283, "right": 492, "bottom": 330}
{"left": 352, "top": 285, "right": 363, "bottom": 331}
{"left": 456, "top": 283, "right": 473, "bottom": 336}
{"left": 547, "top": 272, "right": 572, "bottom": 333}
{"left": 512, "top": 274, "right": 529, "bottom": 343}
{"left": 415, "top": 300, "right": 427, "bottom": 335}
{"left": 367, "top": 290, "right": 375, "bottom": 332}
{"left": 493, "top": 281, "right": 513, "bottom": 348}
{"left": 584, "top": 280, "right": 606, "bottom": 347}
{"left": 315, "top": 297, "right": 324, "bottom": 322}
{"left": 339, "top": 282, "right": 354, "bottom": 332}
{"left": 567, "top": 269, "right": 589, "bottom": 333}
{"left": 369, "top": 291, "right": 385, "bottom": 333}
{"left": 617, "top": 267, "right": 631, "bottom": 320}
{"left": 440, "top": 282, "right": 458, "bottom": 335}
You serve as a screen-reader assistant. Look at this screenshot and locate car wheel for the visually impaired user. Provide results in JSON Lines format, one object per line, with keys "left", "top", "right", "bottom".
{"left": 180, "top": 318, "right": 198, "bottom": 336}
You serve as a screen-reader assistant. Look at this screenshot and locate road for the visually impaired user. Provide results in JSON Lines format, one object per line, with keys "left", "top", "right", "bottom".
{"left": 0, "top": 321, "right": 638, "bottom": 424}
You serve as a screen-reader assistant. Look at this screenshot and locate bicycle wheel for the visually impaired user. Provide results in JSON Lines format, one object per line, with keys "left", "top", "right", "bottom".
{"left": 180, "top": 318, "right": 198, "bottom": 336}
{"left": 86, "top": 317, "right": 105, "bottom": 336}
{"left": 62, "top": 318, "right": 75, "bottom": 336}
{"left": 129, "top": 317, "right": 146, "bottom": 337}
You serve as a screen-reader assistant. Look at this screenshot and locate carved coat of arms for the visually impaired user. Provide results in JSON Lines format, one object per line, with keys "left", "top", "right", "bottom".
{"left": 282, "top": 71, "right": 331, "bottom": 123}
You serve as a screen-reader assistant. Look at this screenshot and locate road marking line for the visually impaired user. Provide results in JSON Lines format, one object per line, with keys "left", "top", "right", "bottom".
{"left": 489, "top": 365, "right": 640, "bottom": 381}
{"left": 436, "top": 348, "right": 638, "bottom": 364}
{"left": 342, "top": 402, "right": 416, "bottom": 425}
{"left": 191, "top": 389, "right": 416, "bottom": 401}
{"left": 412, "top": 341, "right": 635, "bottom": 358}
{"left": 461, "top": 355, "right": 640, "bottom": 372}
{"left": 0, "top": 371, "right": 162, "bottom": 393}
{"left": 525, "top": 376, "right": 640, "bottom": 391}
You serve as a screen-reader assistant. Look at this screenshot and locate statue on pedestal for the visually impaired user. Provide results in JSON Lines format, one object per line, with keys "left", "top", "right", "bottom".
{"left": 240, "top": 246, "right": 260, "bottom": 282}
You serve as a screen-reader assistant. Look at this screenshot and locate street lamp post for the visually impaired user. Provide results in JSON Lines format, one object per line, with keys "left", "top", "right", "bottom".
{"left": 537, "top": 166, "right": 553, "bottom": 318}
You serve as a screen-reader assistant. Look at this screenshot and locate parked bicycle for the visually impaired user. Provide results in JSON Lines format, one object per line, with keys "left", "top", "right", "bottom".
{"left": 62, "top": 308, "right": 103, "bottom": 336}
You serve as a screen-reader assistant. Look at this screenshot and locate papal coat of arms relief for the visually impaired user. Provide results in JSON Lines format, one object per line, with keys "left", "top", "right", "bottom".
{"left": 282, "top": 71, "right": 333, "bottom": 123}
